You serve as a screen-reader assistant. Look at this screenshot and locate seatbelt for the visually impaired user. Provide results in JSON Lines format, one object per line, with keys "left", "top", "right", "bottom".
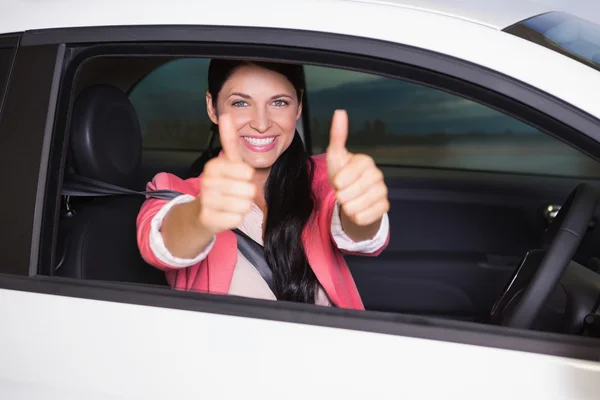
{"left": 231, "top": 228, "right": 274, "bottom": 293}
{"left": 62, "top": 174, "right": 183, "bottom": 201}
{"left": 62, "top": 174, "right": 275, "bottom": 294}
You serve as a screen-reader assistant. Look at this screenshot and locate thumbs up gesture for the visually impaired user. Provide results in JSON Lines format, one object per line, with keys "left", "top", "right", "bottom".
{"left": 327, "top": 110, "right": 389, "bottom": 239}
{"left": 196, "top": 114, "right": 257, "bottom": 235}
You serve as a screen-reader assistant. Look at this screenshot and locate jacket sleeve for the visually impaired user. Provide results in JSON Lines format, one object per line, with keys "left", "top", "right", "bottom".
{"left": 330, "top": 201, "right": 390, "bottom": 255}
{"left": 136, "top": 172, "right": 214, "bottom": 271}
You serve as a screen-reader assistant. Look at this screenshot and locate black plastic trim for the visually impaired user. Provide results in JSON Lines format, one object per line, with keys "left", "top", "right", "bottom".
{"left": 0, "top": 44, "right": 63, "bottom": 276}
{"left": 0, "top": 34, "right": 20, "bottom": 124}
{"left": 0, "top": 33, "right": 20, "bottom": 48}
{"left": 31, "top": 43, "right": 65, "bottom": 276}
{"left": 1, "top": 273, "right": 600, "bottom": 361}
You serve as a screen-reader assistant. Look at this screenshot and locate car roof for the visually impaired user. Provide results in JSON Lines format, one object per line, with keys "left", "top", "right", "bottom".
{"left": 2, "top": 0, "right": 599, "bottom": 123}
{"left": 348, "top": 0, "right": 551, "bottom": 29}
{"left": 1, "top": 0, "right": 550, "bottom": 35}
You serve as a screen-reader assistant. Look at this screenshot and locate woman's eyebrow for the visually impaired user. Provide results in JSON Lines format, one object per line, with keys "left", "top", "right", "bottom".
{"left": 228, "top": 92, "right": 251, "bottom": 99}
{"left": 270, "top": 94, "right": 293, "bottom": 100}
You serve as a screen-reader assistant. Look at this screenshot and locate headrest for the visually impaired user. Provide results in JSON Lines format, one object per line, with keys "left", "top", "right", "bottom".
{"left": 69, "top": 84, "right": 142, "bottom": 188}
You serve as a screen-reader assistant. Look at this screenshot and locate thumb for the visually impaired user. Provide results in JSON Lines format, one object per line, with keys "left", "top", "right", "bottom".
{"left": 327, "top": 110, "right": 351, "bottom": 178}
{"left": 218, "top": 114, "right": 242, "bottom": 162}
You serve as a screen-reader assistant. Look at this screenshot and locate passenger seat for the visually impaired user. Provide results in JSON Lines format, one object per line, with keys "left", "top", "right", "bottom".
{"left": 55, "top": 84, "right": 168, "bottom": 286}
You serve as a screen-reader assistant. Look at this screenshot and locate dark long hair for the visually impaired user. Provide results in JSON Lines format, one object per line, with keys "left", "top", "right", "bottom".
{"left": 207, "top": 59, "right": 318, "bottom": 303}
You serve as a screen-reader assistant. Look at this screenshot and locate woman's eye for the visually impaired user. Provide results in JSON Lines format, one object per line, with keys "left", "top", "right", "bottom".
{"left": 232, "top": 100, "right": 248, "bottom": 107}
{"left": 272, "top": 99, "right": 289, "bottom": 107}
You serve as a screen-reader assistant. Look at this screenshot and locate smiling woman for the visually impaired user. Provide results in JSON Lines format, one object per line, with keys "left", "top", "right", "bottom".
{"left": 136, "top": 59, "right": 391, "bottom": 307}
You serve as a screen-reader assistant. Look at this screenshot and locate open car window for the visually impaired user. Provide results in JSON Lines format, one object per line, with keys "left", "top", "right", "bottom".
{"left": 304, "top": 65, "right": 600, "bottom": 177}
{"left": 127, "top": 58, "right": 600, "bottom": 178}
{"left": 129, "top": 59, "right": 212, "bottom": 152}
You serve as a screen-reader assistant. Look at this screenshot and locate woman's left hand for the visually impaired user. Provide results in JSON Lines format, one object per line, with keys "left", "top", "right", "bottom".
{"left": 326, "top": 110, "right": 390, "bottom": 241}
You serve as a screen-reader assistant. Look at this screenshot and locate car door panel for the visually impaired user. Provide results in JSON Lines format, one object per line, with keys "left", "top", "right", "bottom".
{"left": 347, "top": 168, "right": 600, "bottom": 321}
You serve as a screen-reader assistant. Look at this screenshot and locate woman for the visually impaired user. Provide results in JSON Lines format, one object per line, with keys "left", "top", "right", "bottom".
{"left": 136, "top": 59, "right": 390, "bottom": 309}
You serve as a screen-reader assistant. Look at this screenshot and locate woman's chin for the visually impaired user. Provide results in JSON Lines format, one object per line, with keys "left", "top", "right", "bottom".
{"left": 244, "top": 154, "right": 278, "bottom": 170}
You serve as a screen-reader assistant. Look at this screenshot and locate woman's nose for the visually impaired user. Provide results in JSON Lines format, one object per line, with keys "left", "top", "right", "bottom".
{"left": 249, "top": 107, "right": 272, "bottom": 133}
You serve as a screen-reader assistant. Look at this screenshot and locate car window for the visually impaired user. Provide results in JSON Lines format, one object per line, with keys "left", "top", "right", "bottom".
{"left": 505, "top": 11, "right": 600, "bottom": 73}
{"left": 129, "top": 58, "right": 212, "bottom": 151}
{"left": 305, "top": 65, "right": 600, "bottom": 177}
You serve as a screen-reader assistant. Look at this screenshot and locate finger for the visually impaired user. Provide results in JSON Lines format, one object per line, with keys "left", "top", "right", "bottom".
{"left": 219, "top": 113, "right": 242, "bottom": 162}
{"left": 203, "top": 192, "right": 254, "bottom": 214}
{"left": 333, "top": 154, "right": 377, "bottom": 190}
{"left": 326, "top": 110, "right": 351, "bottom": 178}
{"left": 202, "top": 177, "right": 257, "bottom": 199}
{"left": 340, "top": 183, "right": 388, "bottom": 216}
{"left": 204, "top": 158, "right": 254, "bottom": 181}
{"left": 327, "top": 109, "right": 349, "bottom": 152}
{"left": 336, "top": 167, "right": 385, "bottom": 205}
{"left": 352, "top": 199, "right": 390, "bottom": 226}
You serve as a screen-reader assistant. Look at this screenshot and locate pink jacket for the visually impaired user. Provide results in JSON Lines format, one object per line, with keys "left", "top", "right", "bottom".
{"left": 136, "top": 154, "right": 389, "bottom": 310}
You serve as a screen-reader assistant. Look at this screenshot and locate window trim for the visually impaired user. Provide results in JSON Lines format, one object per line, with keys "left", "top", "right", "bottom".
{"left": 0, "top": 33, "right": 20, "bottom": 120}
{"left": 2, "top": 27, "right": 600, "bottom": 361}
{"left": 0, "top": 43, "right": 64, "bottom": 277}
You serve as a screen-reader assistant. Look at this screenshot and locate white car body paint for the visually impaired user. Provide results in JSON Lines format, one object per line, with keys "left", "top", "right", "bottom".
{"left": 1, "top": 289, "right": 600, "bottom": 400}
{"left": 2, "top": 0, "right": 600, "bottom": 398}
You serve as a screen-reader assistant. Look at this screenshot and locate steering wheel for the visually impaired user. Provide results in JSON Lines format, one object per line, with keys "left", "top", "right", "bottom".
{"left": 490, "top": 184, "right": 598, "bottom": 329}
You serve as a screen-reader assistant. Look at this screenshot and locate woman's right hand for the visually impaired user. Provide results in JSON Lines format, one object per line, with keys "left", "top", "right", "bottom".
{"left": 195, "top": 114, "right": 257, "bottom": 235}
{"left": 161, "top": 114, "right": 256, "bottom": 259}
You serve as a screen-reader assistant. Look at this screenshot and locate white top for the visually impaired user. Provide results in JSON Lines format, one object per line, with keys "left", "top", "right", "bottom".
{"left": 148, "top": 194, "right": 390, "bottom": 304}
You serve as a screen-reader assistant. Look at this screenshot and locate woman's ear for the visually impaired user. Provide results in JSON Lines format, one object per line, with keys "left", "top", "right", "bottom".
{"left": 206, "top": 91, "right": 219, "bottom": 124}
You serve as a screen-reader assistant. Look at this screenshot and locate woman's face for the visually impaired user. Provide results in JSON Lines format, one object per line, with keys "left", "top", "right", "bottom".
{"left": 206, "top": 64, "right": 302, "bottom": 170}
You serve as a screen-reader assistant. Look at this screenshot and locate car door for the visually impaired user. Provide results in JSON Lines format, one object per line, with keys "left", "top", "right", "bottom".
{"left": 302, "top": 65, "right": 600, "bottom": 322}
{"left": 2, "top": 19, "right": 600, "bottom": 399}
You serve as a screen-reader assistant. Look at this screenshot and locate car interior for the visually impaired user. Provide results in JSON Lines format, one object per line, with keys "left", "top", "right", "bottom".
{"left": 51, "top": 54, "right": 600, "bottom": 338}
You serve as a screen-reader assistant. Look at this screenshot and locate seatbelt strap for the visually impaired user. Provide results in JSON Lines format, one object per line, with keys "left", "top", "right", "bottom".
{"left": 62, "top": 174, "right": 275, "bottom": 294}
{"left": 62, "top": 174, "right": 183, "bottom": 201}
{"left": 231, "top": 228, "right": 274, "bottom": 293}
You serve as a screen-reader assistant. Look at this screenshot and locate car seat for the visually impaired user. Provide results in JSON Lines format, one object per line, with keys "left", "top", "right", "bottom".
{"left": 55, "top": 84, "right": 168, "bottom": 286}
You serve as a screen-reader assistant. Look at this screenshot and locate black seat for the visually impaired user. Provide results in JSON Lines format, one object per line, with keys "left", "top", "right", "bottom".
{"left": 55, "top": 84, "right": 168, "bottom": 286}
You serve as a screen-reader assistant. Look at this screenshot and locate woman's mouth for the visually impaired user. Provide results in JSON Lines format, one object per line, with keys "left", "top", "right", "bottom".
{"left": 242, "top": 136, "right": 278, "bottom": 152}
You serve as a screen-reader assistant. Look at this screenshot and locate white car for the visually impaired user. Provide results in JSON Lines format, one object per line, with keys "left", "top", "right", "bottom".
{"left": 2, "top": 0, "right": 600, "bottom": 398}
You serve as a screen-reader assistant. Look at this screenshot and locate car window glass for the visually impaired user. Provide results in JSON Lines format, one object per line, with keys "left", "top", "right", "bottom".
{"left": 129, "top": 58, "right": 212, "bottom": 151}
{"left": 305, "top": 65, "right": 600, "bottom": 177}
{"left": 505, "top": 11, "right": 600, "bottom": 72}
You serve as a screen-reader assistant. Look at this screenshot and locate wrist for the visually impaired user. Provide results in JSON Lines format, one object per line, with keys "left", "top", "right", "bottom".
{"left": 340, "top": 207, "right": 382, "bottom": 242}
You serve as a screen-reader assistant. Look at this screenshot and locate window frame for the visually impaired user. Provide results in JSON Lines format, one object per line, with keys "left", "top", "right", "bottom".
{"left": 0, "top": 34, "right": 19, "bottom": 124}
{"left": 1, "top": 26, "right": 600, "bottom": 361}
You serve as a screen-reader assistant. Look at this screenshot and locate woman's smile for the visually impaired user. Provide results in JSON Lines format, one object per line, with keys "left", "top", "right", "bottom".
{"left": 242, "top": 135, "right": 278, "bottom": 152}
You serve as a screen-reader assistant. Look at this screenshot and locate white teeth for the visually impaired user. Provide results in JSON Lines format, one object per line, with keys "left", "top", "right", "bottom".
{"left": 243, "top": 137, "right": 275, "bottom": 146}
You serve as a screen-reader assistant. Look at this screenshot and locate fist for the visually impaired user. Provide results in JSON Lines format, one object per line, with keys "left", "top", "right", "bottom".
{"left": 196, "top": 114, "right": 257, "bottom": 235}
{"left": 327, "top": 110, "right": 390, "bottom": 227}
